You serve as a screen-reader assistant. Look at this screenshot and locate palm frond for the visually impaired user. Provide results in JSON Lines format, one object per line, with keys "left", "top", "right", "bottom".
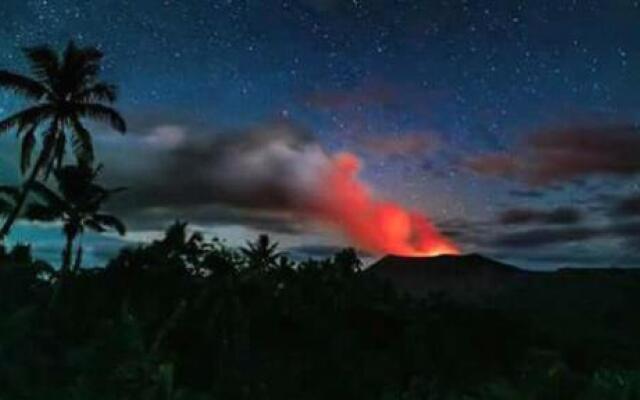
{"left": 22, "top": 45, "right": 59, "bottom": 83}
{"left": 84, "top": 219, "right": 106, "bottom": 233}
{"left": 63, "top": 41, "right": 103, "bottom": 67}
{"left": 60, "top": 42, "right": 104, "bottom": 94}
{"left": 0, "top": 70, "right": 47, "bottom": 99}
{"left": 90, "top": 213, "right": 126, "bottom": 235}
{"left": 53, "top": 132, "right": 67, "bottom": 170}
{"left": 73, "top": 82, "right": 117, "bottom": 103}
{"left": 72, "top": 103, "right": 126, "bottom": 133}
{"left": 39, "top": 130, "right": 59, "bottom": 180}
{"left": 0, "top": 105, "right": 53, "bottom": 134}
{"left": 84, "top": 185, "right": 125, "bottom": 213}
{"left": 70, "top": 118, "right": 94, "bottom": 164}
{"left": 0, "top": 185, "right": 21, "bottom": 199}
{"left": 20, "top": 127, "right": 36, "bottom": 174}
{"left": 0, "top": 186, "right": 19, "bottom": 215}
{"left": 0, "top": 197, "right": 13, "bottom": 215}
{"left": 30, "top": 181, "right": 66, "bottom": 210}
{"left": 24, "top": 202, "right": 62, "bottom": 221}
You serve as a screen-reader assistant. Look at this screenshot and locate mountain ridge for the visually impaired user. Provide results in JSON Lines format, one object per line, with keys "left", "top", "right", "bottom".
{"left": 371, "top": 253, "right": 523, "bottom": 272}
{"left": 367, "top": 253, "right": 529, "bottom": 301}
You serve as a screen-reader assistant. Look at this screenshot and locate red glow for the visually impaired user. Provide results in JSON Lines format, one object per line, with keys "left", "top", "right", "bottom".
{"left": 309, "top": 152, "right": 459, "bottom": 257}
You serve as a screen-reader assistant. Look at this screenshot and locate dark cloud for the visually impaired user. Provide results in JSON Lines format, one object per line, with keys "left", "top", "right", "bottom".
{"left": 611, "top": 221, "right": 640, "bottom": 236}
{"left": 494, "top": 227, "right": 602, "bottom": 248}
{"left": 466, "top": 153, "right": 520, "bottom": 177}
{"left": 508, "top": 189, "right": 545, "bottom": 199}
{"left": 104, "top": 120, "right": 317, "bottom": 211}
{"left": 100, "top": 119, "right": 326, "bottom": 232}
{"left": 610, "top": 221, "right": 640, "bottom": 250}
{"left": 358, "top": 133, "right": 438, "bottom": 157}
{"left": 110, "top": 204, "right": 305, "bottom": 235}
{"left": 301, "top": 79, "right": 450, "bottom": 120}
{"left": 435, "top": 218, "right": 494, "bottom": 248}
{"left": 498, "top": 207, "right": 582, "bottom": 225}
{"left": 489, "top": 249, "right": 640, "bottom": 269}
{"left": 526, "top": 124, "right": 640, "bottom": 183}
{"left": 466, "top": 124, "right": 640, "bottom": 186}
{"left": 610, "top": 193, "right": 640, "bottom": 218}
{"left": 493, "top": 220, "right": 640, "bottom": 250}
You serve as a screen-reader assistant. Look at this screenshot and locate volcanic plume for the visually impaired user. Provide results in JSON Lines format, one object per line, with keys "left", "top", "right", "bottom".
{"left": 200, "top": 124, "right": 458, "bottom": 256}
{"left": 306, "top": 151, "right": 459, "bottom": 256}
{"left": 111, "top": 122, "right": 459, "bottom": 256}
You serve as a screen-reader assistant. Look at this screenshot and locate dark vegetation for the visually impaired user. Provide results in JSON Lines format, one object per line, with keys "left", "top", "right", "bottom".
{"left": 1, "top": 232, "right": 640, "bottom": 399}
{"left": 1, "top": 42, "right": 640, "bottom": 399}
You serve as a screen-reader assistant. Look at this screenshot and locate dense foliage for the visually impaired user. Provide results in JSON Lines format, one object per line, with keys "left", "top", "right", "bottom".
{"left": 1, "top": 224, "right": 639, "bottom": 399}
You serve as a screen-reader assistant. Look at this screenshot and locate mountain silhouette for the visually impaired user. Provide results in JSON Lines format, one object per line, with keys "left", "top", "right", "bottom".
{"left": 368, "top": 253, "right": 529, "bottom": 301}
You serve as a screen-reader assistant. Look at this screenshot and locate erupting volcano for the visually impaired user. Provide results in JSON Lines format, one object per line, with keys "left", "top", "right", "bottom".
{"left": 307, "top": 152, "right": 459, "bottom": 257}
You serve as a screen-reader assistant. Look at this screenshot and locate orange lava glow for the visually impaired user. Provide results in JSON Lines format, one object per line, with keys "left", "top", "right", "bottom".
{"left": 310, "top": 152, "right": 460, "bottom": 257}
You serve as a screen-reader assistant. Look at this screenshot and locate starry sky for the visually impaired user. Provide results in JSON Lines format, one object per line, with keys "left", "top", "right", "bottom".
{"left": 2, "top": 0, "right": 640, "bottom": 269}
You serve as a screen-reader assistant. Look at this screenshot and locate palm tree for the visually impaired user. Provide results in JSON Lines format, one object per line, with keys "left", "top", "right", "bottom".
{"left": 0, "top": 41, "right": 126, "bottom": 240}
{"left": 26, "top": 164, "right": 125, "bottom": 273}
{"left": 241, "top": 234, "right": 282, "bottom": 270}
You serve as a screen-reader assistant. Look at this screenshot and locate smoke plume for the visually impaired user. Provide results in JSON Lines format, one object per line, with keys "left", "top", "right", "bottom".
{"left": 202, "top": 123, "right": 459, "bottom": 256}
{"left": 306, "top": 152, "right": 459, "bottom": 256}
{"left": 106, "top": 121, "right": 459, "bottom": 256}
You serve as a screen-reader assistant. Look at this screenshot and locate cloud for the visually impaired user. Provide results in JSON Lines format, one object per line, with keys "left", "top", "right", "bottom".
{"left": 493, "top": 220, "right": 640, "bottom": 249}
{"left": 610, "top": 221, "right": 640, "bottom": 250}
{"left": 301, "top": 78, "right": 450, "bottom": 120}
{"left": 489, "top": 248, "right": 640, "bottom": 269}
{"left": 358, "top": 133, "right": 439, "bottom": 157}
{"left": 498, "top": 207, "right": 582, "bottom": 225}
{"left": 466, "top": 123, "right": 640, "bottom": 186}
{"left": 102, "top": 120, "right": 318, "bottom": 233}
{"left": 507, "top": 189, "right": 545, "bottom": 199}
{"left": 113, "top": 204, "right": 306, "bottom": 235}
{"left": 101, "top": 119, "right": 456, "bottom": 256}
{"left": 493, "top": 227, "right": 602, "bottom": 248}
{"left": 610, "top": 193, "right": 640, "bottom": 218}
{"left": 142, "top": 125, "right": 187, "bottom": 148}
{"left": 466, "top": 153, "right": 520, "bottom": 177}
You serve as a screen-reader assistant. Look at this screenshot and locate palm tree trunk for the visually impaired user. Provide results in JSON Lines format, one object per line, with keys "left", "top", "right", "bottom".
{"left": 72, "top": 241, "right": 83, "bottom": 273}
{"left": 0, "top": 152, "right": 47, "bottom": 240}
{"left": 61, "top": 231, "right": 75, "bottom": 274}
{"left": 48, "top": 229, "right": 75, "bottom": 310}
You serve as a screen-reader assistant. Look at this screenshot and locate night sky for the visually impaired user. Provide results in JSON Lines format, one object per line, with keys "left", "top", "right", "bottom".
{"left": 2, "top": 0, "right": 640, "bottom": 269}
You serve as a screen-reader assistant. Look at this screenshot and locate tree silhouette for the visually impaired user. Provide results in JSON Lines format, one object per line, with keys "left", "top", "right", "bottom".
{"left": 0, "top": 186, "right": 20, "bottom": 217}
{"left": 0, "top": 219, "right": 638, "bottom": 398}
{"left": 241, "top": 234, "right": 282, "bottom": 270}
{"left": 332, "top": 247, "right": 363, "bottom": 274}
{"left": 26, "top": 164, "right": 125, "bottom": 273}
{"left": 0, "top": 41, "right": 126, "bottom": 240}
{"left": 161, "top": 221, "right": 205, "bottom": 262}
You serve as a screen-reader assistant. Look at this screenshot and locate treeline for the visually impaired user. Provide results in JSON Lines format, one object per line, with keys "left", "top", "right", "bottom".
{"left": 1, "top": 224, "right": 640, "bottom": 399}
